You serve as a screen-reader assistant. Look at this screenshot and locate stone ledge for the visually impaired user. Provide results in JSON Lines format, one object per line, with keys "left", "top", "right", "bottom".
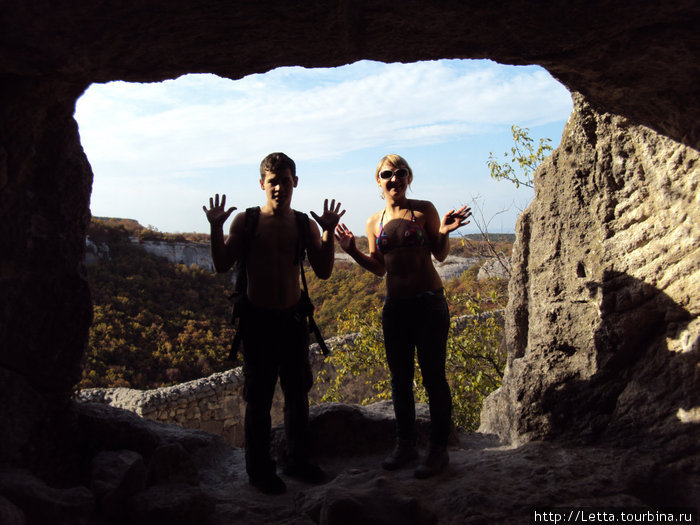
{"left": 75, "top": 315, "right": 503, "bottom": 446}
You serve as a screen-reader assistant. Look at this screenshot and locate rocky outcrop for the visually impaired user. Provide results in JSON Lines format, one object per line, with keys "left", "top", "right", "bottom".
{"left": 131, "top": 238, "right": 215, "bottom": 272}
{"left": 90, "top": 237, "right": 484, "bottom": 278}
{"left": 476, "top": 257, "right": 512, "bottom": 281}
{"left": 433, "top": 256, "right": 483, "bottom": 281}
{"left": 84, "top": 237, "right": 110, "bottom": 265}
{"left": 3, "top": 401, "right": 694, "bottom": 525}
{"left": 480, "top": 96, "right": 699, "bottom": 450}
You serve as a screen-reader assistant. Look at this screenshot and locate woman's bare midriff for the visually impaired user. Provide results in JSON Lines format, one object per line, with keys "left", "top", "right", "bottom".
{"left": 383, "top": 246, "right": 442, "bottom": 299}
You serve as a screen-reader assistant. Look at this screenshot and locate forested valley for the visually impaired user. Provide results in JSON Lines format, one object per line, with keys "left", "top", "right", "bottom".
{"left": 82, "top": 218, "right": 511, "bottom": 428}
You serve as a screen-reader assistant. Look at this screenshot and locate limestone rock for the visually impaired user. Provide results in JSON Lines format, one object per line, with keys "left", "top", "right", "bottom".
{"left": 0, "top": 469, "right": 94, "bottom": 525}
{"left": 0, "top": 369, "right": 46, "bottom": 465}
{"left": 480, "top": 95, "right": 700, "bottom": 449}
{"left": 1, "top": 1, "right": 699, "bottom": 523}
{"left": 2, "top": 0, "right": 699, "bottom": 470}
{"left": 90, "top": 449, "right": 146, "bottom": 520}
{"left": 128, "top": 484, "right": 215, "bottom": 525}
{"left": 297, "top": 469, "right": 437, "bottom": 525}
{"left": 134, "top": 239, "right": 214, "bottom": 272}
{"left": 146, "top": 443, "right": 200, "bottom": 487}
{"left": 1, "top": 402, "right": 698, "bottom": 523}
{"left": 272, "top": 401, "right": 432, "bottom": 461}
{"left": 476, "top": 257, "right": 512, "bottom": 281}
{"left": 433, "top": 256, "right": 482, "bottom": 281}
{"left": 84, "top": 236, "right": 110, "bottom": 265}
{"left": 0, "top": 496, "right": 25, "bottom": 525}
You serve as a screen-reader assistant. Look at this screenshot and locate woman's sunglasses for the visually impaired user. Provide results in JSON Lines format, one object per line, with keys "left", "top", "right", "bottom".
{"left": 379, "top": 168, "right": 409, "bottom": 180}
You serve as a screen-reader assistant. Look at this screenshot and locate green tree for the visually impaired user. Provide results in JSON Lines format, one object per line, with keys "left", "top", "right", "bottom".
{"left": 317, "top": 283, "right": 507, "bottom": 431}
{"left": 82, "top": 220, "right": 235, "bottom": 389}
{"left": 84, "top": 217, "right": 512, "bottom": 403}
{"left": 444, "top": 294, "right": 506, "bottom": 429}
{"left": 487, "top": 125, "right": 552, "bottom": 189}
{"left": 317, "top": 311, "right": 390, "bottom": 405}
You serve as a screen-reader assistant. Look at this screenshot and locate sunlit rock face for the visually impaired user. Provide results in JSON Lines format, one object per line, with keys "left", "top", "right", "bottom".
{"left": 0, "top": 0, "right": 698, "bottom": 475}
{"left": 479, "top": 95, "right": 699, "bottom": 448}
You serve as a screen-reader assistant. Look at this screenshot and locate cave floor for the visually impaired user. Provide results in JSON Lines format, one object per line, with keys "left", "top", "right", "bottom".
{"left": 196, "top": 432, "right": 673, "bottom": 525}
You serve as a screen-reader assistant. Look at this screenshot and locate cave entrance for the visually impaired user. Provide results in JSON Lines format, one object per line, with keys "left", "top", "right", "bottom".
{"left": 74, "top": 58, "right": 572, "bottom": 390}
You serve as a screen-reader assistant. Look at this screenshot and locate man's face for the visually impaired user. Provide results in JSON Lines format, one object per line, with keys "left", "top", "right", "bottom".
{"left": 260, "top": 168, "right": 297, "bottom": 209}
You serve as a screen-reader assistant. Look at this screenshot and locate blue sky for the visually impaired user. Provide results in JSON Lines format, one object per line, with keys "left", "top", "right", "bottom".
{"left": 75, "top": 59, "right": 572, "bottom": 236}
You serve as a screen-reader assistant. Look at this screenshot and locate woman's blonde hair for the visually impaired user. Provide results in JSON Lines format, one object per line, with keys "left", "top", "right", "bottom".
{"left": 375, "top": 154, "right": 413, "bottom": 186}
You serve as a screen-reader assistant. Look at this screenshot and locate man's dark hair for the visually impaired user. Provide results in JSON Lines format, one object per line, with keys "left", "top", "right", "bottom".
{"left": 260, "top": 152, "right": 296, "bottom": 178}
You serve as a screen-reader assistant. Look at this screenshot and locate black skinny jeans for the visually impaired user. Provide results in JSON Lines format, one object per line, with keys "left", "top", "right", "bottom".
{"left": 382, "top": 289, "right": 452, "bottom": 446}
{"left": 240, "top": 301, "right": 313, "bottom": 478}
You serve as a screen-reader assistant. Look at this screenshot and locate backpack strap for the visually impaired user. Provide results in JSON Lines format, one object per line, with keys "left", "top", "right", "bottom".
{"left": 236, "top": 206, "right": 261, "bottom": 291}
{"left": 228, "top": 207, "right": 261, "bottom": 361}
{"left": 293, "top": 210, "right": 309, "bottom": 265}
{"left": 293, "top": 211, "right": 329, "bottom": 356}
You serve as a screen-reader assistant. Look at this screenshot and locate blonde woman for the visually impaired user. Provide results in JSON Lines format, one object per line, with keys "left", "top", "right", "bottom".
{"left": 335, "top": 154, "right": 471, "bottom": 478}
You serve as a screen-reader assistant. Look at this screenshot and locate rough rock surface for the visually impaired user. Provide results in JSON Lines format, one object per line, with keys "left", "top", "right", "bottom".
{"left": 3, "top": 401, "right": 694, "bottom": 524}
{"left": 132, "top": 239, "right": 215, "bottom": 272}
{"left": 1, "top": 1, "right": 699, "bottom": 523}
{"left": 480, "top": 96, "right": 699, "bottom": 450}
{"left": 476, "top": 257, "right": 512, "bottom": 281}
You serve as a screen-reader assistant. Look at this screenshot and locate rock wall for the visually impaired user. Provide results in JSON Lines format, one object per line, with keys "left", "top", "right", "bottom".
{"left": 1, "top": 1, "right": 699, "bottom": 477}
{"left": 73, "top": 341, "right": 346, "bottom": 447}
{"left": 73, "top": 316, "right": 497, "bottom": 447}
{"left": 89, "top": 236, "right": 485, "bottom": 280}
{"left": 132, "top": 238, "right": 215, "bottom": 272}
{"left": 480, "top": 95, "right": 699, "bottom": 448}
{"left": 476, "top": 257, "right": 512, "bottom": 282}
{"left": 77, "top": 368, "right": 249, "bottom": 446}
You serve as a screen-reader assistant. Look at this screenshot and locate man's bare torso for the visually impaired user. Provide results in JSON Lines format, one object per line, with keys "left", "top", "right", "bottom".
{"left": 245, "top": 209, "right": 302, "bottom": 309}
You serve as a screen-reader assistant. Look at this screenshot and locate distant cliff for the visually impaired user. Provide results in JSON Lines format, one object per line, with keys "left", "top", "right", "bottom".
{"left": 130, "top": 237, "right": 215, "bottom": 272}
{"left": 85, "top": 234, "right": 214, "bottom": 271}
{"left": 87, "top": 236, "right": 505, "bottom": 281}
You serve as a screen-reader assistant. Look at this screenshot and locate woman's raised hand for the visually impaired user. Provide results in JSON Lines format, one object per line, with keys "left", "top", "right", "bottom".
{"left": 334, "top": 223, "right": 356, "bottom": 253}
{"left": 440, "top": 205, "right": 472, "bottom": 234}
{"left": 203, "top": 194, "right": 236, "bottom": 226}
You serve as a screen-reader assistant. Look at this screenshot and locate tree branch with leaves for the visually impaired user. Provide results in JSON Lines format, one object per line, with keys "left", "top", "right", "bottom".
{"left": 487, "top": 125, "right": 552, "bottom": 189}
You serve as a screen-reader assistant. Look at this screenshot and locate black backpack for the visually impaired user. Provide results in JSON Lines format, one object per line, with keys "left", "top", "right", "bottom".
{"left": 228, "top": 206, "right": 329, "bottom": 361}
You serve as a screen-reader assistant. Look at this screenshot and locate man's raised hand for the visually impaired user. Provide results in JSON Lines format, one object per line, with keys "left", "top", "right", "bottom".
{"left": 203, "top": 194, "right": 237, "bottom": 226}
{"left": 310, "top": 199, "right": 346, "bottom": 232}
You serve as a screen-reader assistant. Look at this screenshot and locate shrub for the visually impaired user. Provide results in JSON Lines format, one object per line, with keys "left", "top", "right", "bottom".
{"left": 317, "top": 290, "right": 506, "bottom": 431}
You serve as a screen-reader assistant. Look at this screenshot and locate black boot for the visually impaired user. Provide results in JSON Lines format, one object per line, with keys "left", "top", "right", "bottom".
{"left": 282, "top": 461, "right": 326, "bottom": 484}
{"left": 249, "top": 471, "right": 287, "bottom": 494}
{"left": 382, "top": 439, "right": 419, "bottom": 470}
{"left": 414, "top": 444, "right": 449, "bottom": 479}
{"left": 248, "top": 458, "right": 286, "bottom": 494}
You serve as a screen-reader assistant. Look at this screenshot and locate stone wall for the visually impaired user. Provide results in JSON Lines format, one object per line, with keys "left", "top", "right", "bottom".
{"left": 75, "top": 312, "right": 502, "bottom": 447}
{"left": 75, "top": 337, "right": 357, "bottom": 447}
{"left": 77, "top": 368, "right": 248, "bottom": 446}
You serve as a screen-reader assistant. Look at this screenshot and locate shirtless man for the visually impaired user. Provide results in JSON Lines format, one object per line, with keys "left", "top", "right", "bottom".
{"left": 204, "top": 152, "right": 344, "bottom": 494}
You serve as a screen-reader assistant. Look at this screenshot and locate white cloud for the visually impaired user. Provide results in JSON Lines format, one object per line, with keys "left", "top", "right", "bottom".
{"left": 75, "top": 59, "right": 572, "bottom": 233}
{"left": 76, "top": 60, "right": 570, "bottom": 170}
